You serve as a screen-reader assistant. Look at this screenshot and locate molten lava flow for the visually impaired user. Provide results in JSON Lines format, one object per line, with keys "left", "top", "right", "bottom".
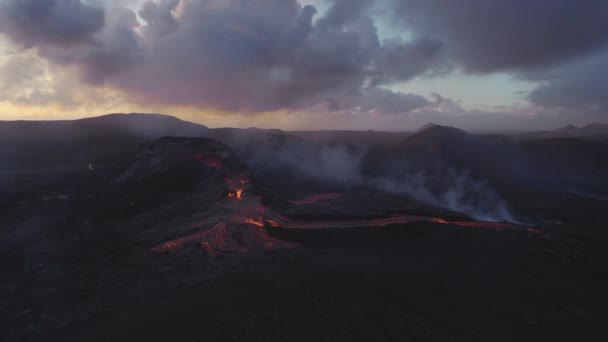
{"left": 272, "top": 213, "right": 530, "bottom": 232}
{"left": 194, "top": 153, "right": 223, "bottom": 169}
{"left": 225, "top": 173, "right": 251, "bottom": 200}
{"left": 226, "top": 201, "right": 297, "bottom": 251}
{"left": 444, "top": 221, "right": 517, "bottom": 228}
{"left": 243, "top": 217, "right": 265, "bottom": 227}
{"left": 290, "top": 193, "right": 344, "bottom": 205}
{"left": 153, "top": 184, "right": 542, "bottom": 258}
{"left": 228, "top": 189, "right": 244, "bottom": 199}
{"left": 273, "top": 214, "right": 429, "bottom": 230}
{"left": 431, "top": 217, "right": 522, "bottom": 229}
{"left": 266, "top": 219, "right": 280, "bottom": 228}
{"left": 152, "top": 196, "right": 297, "bottom": 256}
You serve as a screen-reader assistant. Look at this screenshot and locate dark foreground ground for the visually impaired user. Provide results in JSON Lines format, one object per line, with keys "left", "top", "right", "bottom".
{"left": 2, "top": 192, "right": 608, "bottom": 342}
{"left": 109, "top": 226, "right": 608, "bottom": 342}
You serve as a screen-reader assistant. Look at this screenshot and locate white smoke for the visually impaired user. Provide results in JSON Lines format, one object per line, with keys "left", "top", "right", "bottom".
{"left": 234, "top": 138, "right": 518, "bottom": 222}
{"left": 370, "top": 169, "right": 517, "bottom": 222}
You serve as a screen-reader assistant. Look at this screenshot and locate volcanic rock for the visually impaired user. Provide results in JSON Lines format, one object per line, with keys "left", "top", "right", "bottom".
{"left": 102, "top": 137, "right": 294, "bottom": 257}
{"left": 114, "top": 137, "right": 250, "bottom": 195}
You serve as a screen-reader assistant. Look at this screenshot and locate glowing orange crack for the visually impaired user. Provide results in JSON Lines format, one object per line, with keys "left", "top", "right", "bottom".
{"left": 228, "top": 189, "right": 244, "bottom": 199}
{"left": 194, "top": 153, "right": 223, "bottom": 169}
{"left": 290, "top": 193, "right": 344, "bottom": 205}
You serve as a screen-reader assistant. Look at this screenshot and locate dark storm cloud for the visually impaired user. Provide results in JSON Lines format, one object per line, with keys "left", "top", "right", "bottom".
{"left": 138, "top": 0, "right": 180, "bottom": 38}
{"left": 118, "top": 0, "right": 440, "bottom": 112}
{"left": 325, "top": 86, "right": 431, "bottom": 115}
{"left": 112, "top": 0, "right": 394, "bottom": 112}
{"left": 363, "top": 87, "right": 430, "bottom": 114}
{"left": 392, "top": 0, "right": 608, "bottom": 73}
{"left": 0, "top": 0, "right": 441, "bottom": 114}
{"left": 39, "top": 6, "right": 144, "bottom": 83}
{"left": 316, "top": 0, "right": 373, "bottom": 30}
{"left": 0, "top": 0, "right": 105, "bottom": 46}
{"left": 1, "top": 0, "right": 607, "bottom": 123}
{"left": 370, "top": 37, "right": 445, "bottom": 85}
{"left": 528, "top": 49, "right": 608, "bottom": 114}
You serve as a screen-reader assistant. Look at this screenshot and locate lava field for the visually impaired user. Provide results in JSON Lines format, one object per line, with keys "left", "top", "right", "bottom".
{"left": 2, "top": 117, "right": 608, "bottom": 341}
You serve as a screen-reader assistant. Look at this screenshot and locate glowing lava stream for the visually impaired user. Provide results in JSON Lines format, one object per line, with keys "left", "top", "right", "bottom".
{"left": 152, "top": 155, "right": 541, "bottom": 256}
{"left": 269, "top": 214, "right": 529, "bottom": 231}
{"left": 228, "top": 189, "right": 243, "bottom": 198}
{"left": 151, "top": 198, "right": 298, "bottom": 255}
{"left": 279, "top": 194, "right": 537, "bottom": 231}
{"left": 194, "top": 153, "right": 223, "bottom": 169}
{"left": 152, "top": 193, "right": 541, "bottom": 255}
{"left": 290, "top": 193, "right": 344, "bottom": 205}
{"left": 151, "top": 153, "right": 299, "bottom": 255}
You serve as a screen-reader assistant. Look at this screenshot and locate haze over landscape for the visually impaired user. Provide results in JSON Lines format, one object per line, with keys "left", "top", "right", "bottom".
{"left": 1, "top": 1, "right": 608, "bottom": 341}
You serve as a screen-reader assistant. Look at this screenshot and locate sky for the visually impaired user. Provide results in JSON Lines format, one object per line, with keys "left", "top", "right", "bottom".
{"left": 0, "top": 0, "right": 607, "bottom": 131}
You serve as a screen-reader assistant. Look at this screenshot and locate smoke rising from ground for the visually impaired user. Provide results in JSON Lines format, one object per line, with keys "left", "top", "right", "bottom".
{"left": 230, "top": 134, "right": 517, "bottom": 222}
{"left": 370, "top": 170, "right": 516, "bottom": 222}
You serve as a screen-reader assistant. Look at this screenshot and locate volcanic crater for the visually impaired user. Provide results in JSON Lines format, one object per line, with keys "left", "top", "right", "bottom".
{"left": 111, "top": 137, "right": 540, "bottom": 259}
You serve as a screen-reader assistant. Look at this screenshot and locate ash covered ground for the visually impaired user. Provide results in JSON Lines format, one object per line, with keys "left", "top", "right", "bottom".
{"left": 1, "top": 114, "right": 608, "bottom": 341}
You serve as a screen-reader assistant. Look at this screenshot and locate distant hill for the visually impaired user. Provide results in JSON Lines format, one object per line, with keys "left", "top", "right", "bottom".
{"left": 0, "top": 113, "right": 210, "bottom": 169}
{"left": 582, "top": 123, "right": 608, "bottom": 132}
{"left": 407, "top": 125, "right": 469, "bottom": 147}
{"left": 586, "top": 134, "right": 608, "bottom": 144}
{"left": 415, "top": 122, "right": 438, "bottom": 133}
{"left": 362, "top": 124, "right": 608, "bottom": 211}
{"left": 554, "top": 124, "right": 579, "bottom": 134}
{"left": 370, "top": 124, "right": 608, "bottom": 181}
{"left": 364, "top": 125, "right": 520, "bottom": 183}
{"left": 291, "top": 130, "right": 411, "bottom": 146}
{"left": 522, "top": 123, "right": 608, "bottom": 138}
{"left": 553, "top": 123, "right": 608, "bottom": 136}
{"left": 520, "top": 137, "right": 608, "bottom": 178}
{"left": 0, "top": 113, "right": 209, "bottom": 142}
{"left": 517, "top": 123, "right": 608, "bottom": 142}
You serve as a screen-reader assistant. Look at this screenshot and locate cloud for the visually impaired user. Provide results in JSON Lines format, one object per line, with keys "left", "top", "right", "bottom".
{"left": 316, "top": 0, "right": 373, "bottom": 30}
{"left": 370, "top": 37, "right": 446, "bottom": 85}
{"left": 2, "top": 0, "right": 606, "bottom": 127}
{"left": 391, "top": 0, "right": 608, "bottom": 72}
{"left": 38, "top": 5, "right": 144, "bottom": 84}
{"left": 0, "top": 0, "right": 442, "bottom": 115}
{"left": 0, "top": 0, "right": 105, "bottom": 46}
{"left": 0, "top": 49, "right": 126, "bottom": 111}
{"left": 386, "top": 0, "right": 608, "bottom": 122}
{"left": 337, "top": 86, "right": 431, "bottom": 115}
{"left": 0, "top": 52, "right": 53, "bottom": 105}
{"left": 527, "top": 48, "right": 608, "bottom": 115}
{"left": 138, "top": 0, "right": 179, "bottom": 38}
{"left": 111, "top": 0, "right": 393, "bottom": 112}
